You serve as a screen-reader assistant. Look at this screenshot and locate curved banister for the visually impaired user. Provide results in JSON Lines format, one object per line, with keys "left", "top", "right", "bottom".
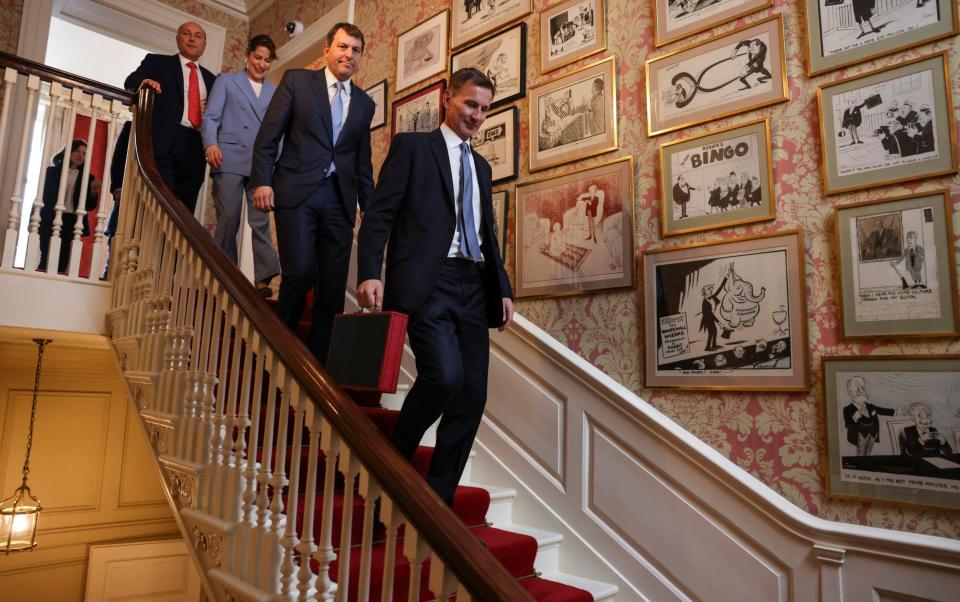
{"left": 0, "top": 50, "right": 132, "bottom": 103}
{"left": 130, "top": 87, "right": 532, "bottom": 600}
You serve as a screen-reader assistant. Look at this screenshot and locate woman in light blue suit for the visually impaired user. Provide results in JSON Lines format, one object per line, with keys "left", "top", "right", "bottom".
{"left": 202, "top": 34, "right": 280, "bottom": 296}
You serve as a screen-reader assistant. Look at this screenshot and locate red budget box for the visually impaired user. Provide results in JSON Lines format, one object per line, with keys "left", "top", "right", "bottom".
{"left": 325, "top": 311, "right": 408, "bottom": 394}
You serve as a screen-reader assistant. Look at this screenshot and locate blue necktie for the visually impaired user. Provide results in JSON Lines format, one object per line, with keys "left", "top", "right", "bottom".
{"left": 458, "top": 142, "right": 482, "bottom": 262}
{"left": 329, "top": 82, "right": 345, "bottom": 175}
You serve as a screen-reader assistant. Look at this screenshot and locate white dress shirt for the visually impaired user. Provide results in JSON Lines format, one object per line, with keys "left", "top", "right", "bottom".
{"left": 440, "top": 123, "right": 484, "bottom": 260}
{"left": 324, "top": 68, "right": 351, "bottom": 128}
{"left": 178, "top": 54, "right": 208, "bottom": 128}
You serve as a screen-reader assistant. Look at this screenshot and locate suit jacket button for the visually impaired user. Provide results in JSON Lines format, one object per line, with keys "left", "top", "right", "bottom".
{"left": 243, "top": 124, "right": 248, "bottom": 129}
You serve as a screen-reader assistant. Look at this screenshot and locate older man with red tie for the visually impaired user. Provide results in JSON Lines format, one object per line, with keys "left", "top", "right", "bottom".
{"left": 125, "top": 21, "right": 217, "bottom": 213}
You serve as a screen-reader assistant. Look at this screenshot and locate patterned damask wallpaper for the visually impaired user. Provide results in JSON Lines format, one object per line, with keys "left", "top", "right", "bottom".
{"left": 154, "top": 0, "right": 250, "bottom": 72}
{"left": 248, "top": 0, "right": 344, "bottom": 52}
{"left": 0, "top": 0, "right": 23, "bottom": 54}
{"left": 342, "top": 0, "right": 960, "bottom": 539}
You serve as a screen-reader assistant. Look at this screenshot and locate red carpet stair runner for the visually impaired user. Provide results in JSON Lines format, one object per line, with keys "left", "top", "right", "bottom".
{"left": 265, "top": 299, "right": 597, "bottom": 601}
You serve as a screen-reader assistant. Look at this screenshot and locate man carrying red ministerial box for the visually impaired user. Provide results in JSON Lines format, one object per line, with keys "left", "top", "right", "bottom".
{"left": 356, "top": 68, "right": 514, "bottom": 506}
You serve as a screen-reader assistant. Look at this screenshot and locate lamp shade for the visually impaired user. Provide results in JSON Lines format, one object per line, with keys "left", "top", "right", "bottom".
{"left": 1, "top": 485, "right": 41, "bottom": 553}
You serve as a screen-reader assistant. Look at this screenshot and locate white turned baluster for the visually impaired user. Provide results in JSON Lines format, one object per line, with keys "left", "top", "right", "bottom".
{"left": 45, "top": 86, "right": 84, "bottom": 273}
{"left": 0, "top": 68, "right": 18, "bottom": 169}
{"left": 25, "top": 82, "right": 68, "bottom": 270}
{"left": 219, "top": 312, "right": 246, "bottom": 525}
{"left": 204, "top": 293, "right": 231, "bottom": 514}
{"left": 2, "top": 74, "right": 41, "bottom": 268}
{"left": 428, "top": 552, "right": 460, "bottom": 601}
{"left": 296, "top": 409, "right": 321, "bottom": 599}
{"left": 357, "top": 468, "right": 382, "bottom": 601}
{"left": 90, "top": 104, "right": 123, "bottom": 278}
{"left": 379, "top": 496, "right": 404, "bottom": 602}
{"left": 403, "top": 526, "right": 430, "bottom": 602}
{"left": 315, "top": 421, "right": 340, "bottom": 601}
{"left": 335, "top": 443, "right": 361, "bottom": 602}
{"left": 198, "top": 281, "right": 223, "bottom": 470}
{"left": 68, "top": 92, "right": 100, "bottom": 277}
{"left": 268, "top": 366, "right": 291, "bottom": 533}
{"left": 280, "top": 379, "right": 304, "bottom": 597}
{"left": 257, "top": 351, "right": 278, "bottom": 531}
{"left": 242, "top": 331, "right": 265, "bottom": 528}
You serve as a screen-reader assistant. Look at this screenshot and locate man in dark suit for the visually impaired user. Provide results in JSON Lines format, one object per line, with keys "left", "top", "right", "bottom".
{"left": 356, "top": 68, "right": 514, "bottom": 505}
{"left": 842, "top": 376, "right": 902, "bottom": 456}
{"left": 899, "top": 402, "right": 952, "bottom": 457}
{"left": 250, "top": 23, "right": 375, "bottom": 363}
{"left": 124, "top": 22, "right": 216, "bottom": 213}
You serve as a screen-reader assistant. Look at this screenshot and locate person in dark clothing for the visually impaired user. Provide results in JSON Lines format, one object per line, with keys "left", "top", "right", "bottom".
{"left": 38, "top": 140, "right": 100, "bottom": 273}
{"left": 842, "top": 376, "right": 901, "bottom": 456}
{"left": 100, "top": 120, "right": 131, "bottom": 278}
{"left": 841, "top": 100, "right": 865, "bottom": 145}
{"left": 915, "top": 107, "right": 935, "bottom": 154}
{"left": 851, "top": 0, "right": 880, "bottom": 39}
{"left": 699, "top": 278, "right": 726, "bottom": 352}
{"left": 892, "top": 120, "right": 917, "bottom": 156}
{"left": 899, "top": 402, "right": 952, "bottom": 457}
{"left": 732, "top": 39, "right": 772, "bottom": 90}
{"left": 672, "top": 175, "right": 695, "bottom": 219}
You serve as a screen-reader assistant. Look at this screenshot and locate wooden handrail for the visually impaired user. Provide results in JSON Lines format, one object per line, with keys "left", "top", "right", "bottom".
{"left": 0, "top": 51, "right": 132, "bottom": 103}
{"left": 131, "top": 87, "right": 533, "bottom": 600}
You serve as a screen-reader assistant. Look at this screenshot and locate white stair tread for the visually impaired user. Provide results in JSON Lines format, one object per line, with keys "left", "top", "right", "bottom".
{"left": 465, "top": 482, "right": 515, "bottom": 501}
{"left": 500, "top": 523, "right": 563, "bottom": 548}
{"left": 541, "top": 572, "right": 619, "bottom": 601}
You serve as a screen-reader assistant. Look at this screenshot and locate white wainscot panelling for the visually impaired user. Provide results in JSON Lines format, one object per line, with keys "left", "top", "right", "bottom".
{"left": 486, "top": 347, "right": 566, "bottom": 487}
{"left": 585, "top": 417, "right": 790, "bottom": 602}
{"left": 84, "top": 539, "right": 200, "bottom": 601}
{"left": 2, "top": 391, "right": 110, "bottom": 515}
{"left": 118, "top": 404, "right": 168, "bottom": 507}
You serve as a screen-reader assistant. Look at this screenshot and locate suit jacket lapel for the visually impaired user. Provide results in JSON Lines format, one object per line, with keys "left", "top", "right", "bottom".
{"left": 428, "top": 129, "right": 455, "bottom": 213}
{"left": 312, "top": 68, "right": 335, "bottom": 143}
{"left": 234, "top": 74, "right": 264, "bottom": 122}
{"left": 257, "top": 81, "right": 274, "bottom": 119}
{"left": 171, "top": 54, "right": 184, "bottom": 109}
{"left": 338, "top": 90, "right": 364, "bottom": 148}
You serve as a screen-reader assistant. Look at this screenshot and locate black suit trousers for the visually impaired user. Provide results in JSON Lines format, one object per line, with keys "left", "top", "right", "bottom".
{"left": 274, "top": 175, "right": 353, "bottom": 364}
{"left": 391, "top": 258, "right": 490, "bottom": 505}
{"left": 155, "top": 126, "right": 206, "bottom": 213}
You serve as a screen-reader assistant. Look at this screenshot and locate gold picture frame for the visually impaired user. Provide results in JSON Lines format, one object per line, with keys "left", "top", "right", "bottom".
{"left": 642, "top": 230, "right": 810, "bottom": 391}
{"left": 539, "top": 0, "right": 607, "bottom": 74}
{"left": 514, "top": 156, "right": 634, "bottom": 299}
{"left": 645, "top": 14, "right": 789, "bottom": 137}
{"left": 451, "top": 0, "right": 531, "bottom": 49}
{"left": 816, "top": 51, "right": 958, "bottom": 195}
{"left": 395, "top": 11, "right": 449, "bottom": 93}
{"left": 528, "top": 55, "right": 618, "bottom": 172}
{"left": 822, "top": 355, "right": 960, "bottom": 510}
{"left": 654, "top": 0, "right": 771, "bottom": 47}
{"left": 833, "top": 189, "right": 959, "bottom": 339}
{"left": 658, "top": 118, "right": 775, "bottom": 237}
{"left": 802, "top": 0, "right": 959, "bottom": 76}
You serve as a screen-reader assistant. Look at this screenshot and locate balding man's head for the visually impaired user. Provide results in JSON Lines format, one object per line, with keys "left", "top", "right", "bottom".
{"left": 177, "top": 22, "right": 207, "bottom": 61}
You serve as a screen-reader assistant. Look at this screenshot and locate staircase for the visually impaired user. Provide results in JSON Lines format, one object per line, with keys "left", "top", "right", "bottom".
{"left": 100, "top": 85, "right": 618, "bottom": 600}
{"left": 267, "top": 295, "right": 617, "bottom": 600}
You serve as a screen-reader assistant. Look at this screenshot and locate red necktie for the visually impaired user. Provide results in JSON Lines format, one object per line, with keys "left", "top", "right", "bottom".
{"left": 187, "top": 61, "right": 201, "bottom": 128}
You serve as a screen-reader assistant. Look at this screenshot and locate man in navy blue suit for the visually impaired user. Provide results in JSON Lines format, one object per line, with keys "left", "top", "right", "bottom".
{"left": 250, "top": 23, "right": 375, "bottom": 364}
{"left": 124, "top": 22, "right": 216, "bottom": 213}
{"left": 357, "top": 68, "right": 514, "bottom": 505}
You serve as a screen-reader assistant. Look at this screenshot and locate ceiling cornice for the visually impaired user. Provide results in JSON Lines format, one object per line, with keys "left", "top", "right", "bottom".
{"left": 246, "top": 0, "right": 275, "bottom": 21}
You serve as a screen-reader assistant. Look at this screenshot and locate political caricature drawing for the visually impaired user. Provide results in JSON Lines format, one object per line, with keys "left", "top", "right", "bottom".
{"left": 849, "top": 206, "right": 941, "bottom": 323}
{"left": 817, "top": 0, "right": 940, "bottom": 59}
{"left": 670, "top": 131, "right": 763, "bottom": 220}
{"left": 830, "top": 68, "right": 939, "bottom": 177}
{"left": 650, "top": 244, "right": 799, "bottom": 378}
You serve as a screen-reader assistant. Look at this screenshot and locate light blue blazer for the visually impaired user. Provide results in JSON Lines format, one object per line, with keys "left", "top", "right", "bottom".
{"left": 201, "top": 71, "right": 275, "bottom": 177}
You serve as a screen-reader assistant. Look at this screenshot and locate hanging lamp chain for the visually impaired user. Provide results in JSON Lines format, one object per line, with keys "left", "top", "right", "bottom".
{"left": 20, "top": 339, "right": 51, "bottom": 489}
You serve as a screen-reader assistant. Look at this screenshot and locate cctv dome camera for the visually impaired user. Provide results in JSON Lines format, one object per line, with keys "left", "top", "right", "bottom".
{"left": 285, "top": 21, "right": 304, "bottom": 37}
